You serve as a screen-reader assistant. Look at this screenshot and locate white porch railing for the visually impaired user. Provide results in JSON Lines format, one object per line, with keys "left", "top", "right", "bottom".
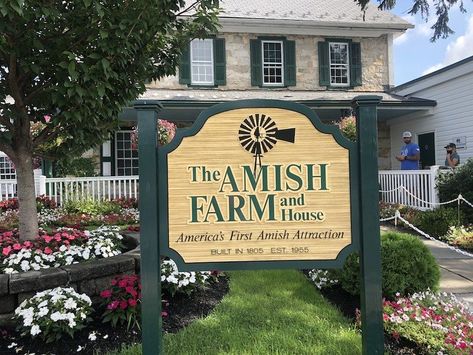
{"left": 378, "top": 166, "right": 440, "bottom": 210}
{"left": 45, "top": 176, "right": 139, "bottom": 204}
{"left": 0, "top": 179, "right": 17, "bottom": 200}
{"left": 0, "top": 168, "right": 444, "bottom": 210}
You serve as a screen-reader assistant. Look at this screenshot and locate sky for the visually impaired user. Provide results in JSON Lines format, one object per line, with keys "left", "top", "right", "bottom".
{"left": 389, "top": 0, "right": 473, "bottom": 85}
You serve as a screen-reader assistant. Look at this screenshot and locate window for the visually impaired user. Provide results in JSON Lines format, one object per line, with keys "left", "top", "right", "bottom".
{"left": 0, "top": 153, "right": 15, "bottom": 179}
{"left": 115, "top": 131, "right": 139, "bottom": 176}
{"left": 250, "top": 38, "right": 296, "bottom": 87}
{"left": 318, "top": 40, "right": 362, "bottom": 88}
{"left": 179, "top": 38, "right": 226, "bottom": 86}
{"left": 262, "top": 41, "right": 284, "bottom": 85}
{"left": 190, "top": 39, "right": 214, "bottom": 85}
{"left": 329, "top": 42, "right": 349, "bottom": 86}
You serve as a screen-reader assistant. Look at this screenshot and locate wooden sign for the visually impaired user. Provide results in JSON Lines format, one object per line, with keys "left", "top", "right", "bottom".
{"left": 138, "top": 97, "right": 384, "bottom": 355}
{"left": 158, "top": 101, "right": 359, "bottom": 269}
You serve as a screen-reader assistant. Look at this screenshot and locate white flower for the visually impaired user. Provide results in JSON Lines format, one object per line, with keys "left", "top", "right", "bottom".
{"left": 38, "top": 307, "right": 49, "bottom": 317}
{"left": 30, "top": 325, "right": 41, "bottom": 336}
{"left": 7, "top": 342, "right": 17, "bottom": 349}
{"left": 88, "top": 332, "right": 97, "bottom": 341}
{"left": 77, "top": 345, "right": 83, "bottom": 352}
{"left": 64, "top": 298, "right": 77, "bottom": 310}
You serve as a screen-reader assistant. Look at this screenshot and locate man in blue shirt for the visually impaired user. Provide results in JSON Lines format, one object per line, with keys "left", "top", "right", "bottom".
{"left": 395, "top": 131, "right": 420, "bottom": 170}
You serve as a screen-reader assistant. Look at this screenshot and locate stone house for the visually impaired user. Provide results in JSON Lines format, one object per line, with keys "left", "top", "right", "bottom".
{"left": 91, "top": 0, "right": 436, "bottom": 177}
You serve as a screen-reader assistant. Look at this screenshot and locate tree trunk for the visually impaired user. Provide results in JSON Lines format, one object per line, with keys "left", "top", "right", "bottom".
{"left": 14, "top": 151, "right": 39, "bottom": 241}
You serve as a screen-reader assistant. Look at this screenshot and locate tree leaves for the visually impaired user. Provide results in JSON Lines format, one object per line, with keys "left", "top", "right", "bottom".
{"left": 354, "top": 0, "right": 469, "bottom": 41}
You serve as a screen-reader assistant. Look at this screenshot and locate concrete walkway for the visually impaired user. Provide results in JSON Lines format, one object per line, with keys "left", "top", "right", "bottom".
{"left": 381, "top": 225, "right": 473, "bottom": 309}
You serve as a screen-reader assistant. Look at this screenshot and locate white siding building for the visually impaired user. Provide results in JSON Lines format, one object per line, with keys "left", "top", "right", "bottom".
{"left": 390, "top": 55, "right": 473, "bottom": 169}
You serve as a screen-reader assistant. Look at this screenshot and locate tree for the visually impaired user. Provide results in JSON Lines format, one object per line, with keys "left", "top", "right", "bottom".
{"left": 356, "top": 0, "right": 469, "bottom": 41}
{"left": 0, "top": 0, "right": 219, "bottom": 241}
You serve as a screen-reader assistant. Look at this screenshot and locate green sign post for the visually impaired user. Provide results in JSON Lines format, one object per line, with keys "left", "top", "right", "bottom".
{"left": 136, "top": 97, "right": 383, "bottom": 354}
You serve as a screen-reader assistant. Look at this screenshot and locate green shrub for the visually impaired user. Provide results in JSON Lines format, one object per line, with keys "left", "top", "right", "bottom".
{"left": 62, "top": 199, "right": 121, "bottom": 216}
{"left": 55, "top": 157, "right": 97, "bottom": 177}
{"left": 445, "top": 225, "right": 473, "bottom": 251}
{"left": 437, "top": 158, "right": 473, "bottom": 224}
{"left": 332, "top": 232, "right": 440, "bottom": 299}
{"left": 413, "top": 207, "right": 460, "bottom": 239}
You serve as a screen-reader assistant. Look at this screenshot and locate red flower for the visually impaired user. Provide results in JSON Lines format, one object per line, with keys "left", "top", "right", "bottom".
{"left": 128, "top": 299, "right": 137, "bottom": 307}
{"left": 119, "top": 300, "right": 128, "bottom": 310}
{"left": 44, "top": 247, "right": 52, "bottom": 255}
{"left": 107, "top": 301, "right": 119, "bottom": 310}
{"left": 118, "top": 280, "right": 127, "bottom": 288}
{"left": 2, "top": 246, "right": 11, "bottom": 256}
{"left": 100, "top": 290, "right": 112, "bottom": 298}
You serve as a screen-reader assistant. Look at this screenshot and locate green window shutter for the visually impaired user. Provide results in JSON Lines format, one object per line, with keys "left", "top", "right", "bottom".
{"left": 284, "top": 40, "right": 296, "bottom": 87}
{"left": 350, "top": 42, "right": 362, "bottom": 87}
{"left": 318, "top": 41, "right": 330, "bottom": 86}
{"left": 250, "top": 39, "right": 262, "bottom": 87}
{"left": 214, "top": 38, "right": 226, "bottom": 86}
{"left": 178, "top": 43, "right": 191, "bottom": 85}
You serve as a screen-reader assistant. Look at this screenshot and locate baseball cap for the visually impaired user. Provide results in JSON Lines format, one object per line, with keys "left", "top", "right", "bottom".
{"left": 444, "top": 143, "right": 456, "bottom": 149}
{"left": 402, "top": 131, "right": 412, "bottom": 138}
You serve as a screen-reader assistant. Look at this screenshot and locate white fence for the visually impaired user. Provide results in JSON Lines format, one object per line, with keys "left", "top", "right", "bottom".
{"left": 378, "top": 166, "right": 441, "bottom": 210}
{"left": 0, "top": 175, "right": 139, "bottom": 204}
{"left": 0, "top": 168, "right": 444, "bottom": 209}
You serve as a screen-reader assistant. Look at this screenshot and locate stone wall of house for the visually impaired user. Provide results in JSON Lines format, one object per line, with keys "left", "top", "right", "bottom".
{"left": 378, "top": 121, "right": 391, "bottom": 170}
{"left": 150, "top": 33, "right": 389, "bottom": 91}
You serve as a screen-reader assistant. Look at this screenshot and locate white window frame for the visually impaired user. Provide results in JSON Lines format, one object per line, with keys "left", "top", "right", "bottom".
{"left": 114, "top": 130, "right": 139, "bottom": 176}
{"left": 329, "top": 42, "right": 350, "bottom": 87}
{"left": 190, "top": 39, "right": 214, "bottom": 86}
{"left": 0, "top": 152, "right": 15, "bottom": 180}
{"left": 261, "top": 40, "right": 284, "bottom": 86}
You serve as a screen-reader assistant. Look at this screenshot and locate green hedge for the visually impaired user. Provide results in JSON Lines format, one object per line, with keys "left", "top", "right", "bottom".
{"left": 331, "top": 232, "right": 440, "bottom": 299}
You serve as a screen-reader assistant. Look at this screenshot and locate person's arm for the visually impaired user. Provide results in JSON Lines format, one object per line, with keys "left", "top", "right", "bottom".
{"left": 405, "top": 151, "right": 420, "bottom": 161}
{"left": 446, "top": 154, "right": 458, "bottom": 167}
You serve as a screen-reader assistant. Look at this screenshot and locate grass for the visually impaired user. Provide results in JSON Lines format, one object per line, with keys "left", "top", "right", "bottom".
{"left": 108, "top": 270, "right": 361, "bottom": 355}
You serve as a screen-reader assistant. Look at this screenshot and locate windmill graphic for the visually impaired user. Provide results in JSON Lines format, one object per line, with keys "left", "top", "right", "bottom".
{"left": 238, "top": 114, "right": 296, "bottom": 174}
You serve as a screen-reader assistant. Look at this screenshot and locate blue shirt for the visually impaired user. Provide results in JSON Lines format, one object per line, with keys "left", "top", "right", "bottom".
{"left": 400, "top": 143, "right": 420, "bottom": 170}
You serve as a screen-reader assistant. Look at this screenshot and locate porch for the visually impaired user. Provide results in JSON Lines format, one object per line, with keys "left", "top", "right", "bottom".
{"left": 0, "top": 168, "right": 443, "bottom": 210}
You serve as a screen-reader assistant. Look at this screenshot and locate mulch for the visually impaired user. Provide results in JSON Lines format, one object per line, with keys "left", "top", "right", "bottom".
{"left": 0, "top": 271, "right": 428, "bottom": 354}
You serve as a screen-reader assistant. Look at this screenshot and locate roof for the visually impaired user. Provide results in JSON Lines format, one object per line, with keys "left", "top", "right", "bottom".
{"left": 140, "top": 88, "right": 435, "bottom": 107}
{"left": 392, "top": 55, "right": 473, "bottom": 93}
{"left": 216, "top": 0, "right": 412, "bottom": 30}
{"left": 122, "top": 89, "right": 436, "bottom": 122}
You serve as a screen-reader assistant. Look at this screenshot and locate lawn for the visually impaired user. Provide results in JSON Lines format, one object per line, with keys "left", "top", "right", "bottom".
{"left": 110, "top": 270, "right": 361, "bottom": 355}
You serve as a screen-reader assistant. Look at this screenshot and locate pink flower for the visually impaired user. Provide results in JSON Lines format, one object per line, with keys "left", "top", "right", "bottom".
{"left": 44, "top": 115, "right": 51, "bottom": 123}
{"left": 118, "top": 280, "right": 127, "bottom": 288}
{"left": 2, "top": 246, "right": 11, "bottom": 256}
{"left": 12, "top": 243, "right": 22, "bottom": 251}
{"left": 161, "top": 311, "right": 168, "bottom": 317}
{"left": 107, "top": 301, "right": 119, "bottom": 310}
{"left": 111, "top": 279, "right": 117, "bottom": 286}
{"left": 24, "top": 241, "right": 33, "bottom": 248}
{"left": 44, "top": 247, "right": 52, "bottom": 255}
{"left": 119, "top": 300, "right": 128, "bottom": 310}
{"left": 128, "top": 299, "right": 137, "bottom": 307}
{"left": 125, "top": 286, "right": 137, "bottom": 297}
{"left": 100, "top": 290, "right": 112, "bottom": 298}
{"left": 44, "top": 235, "right": 53, "bottom": 243}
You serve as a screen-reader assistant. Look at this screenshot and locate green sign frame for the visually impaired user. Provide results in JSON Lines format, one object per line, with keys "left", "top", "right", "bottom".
{"left": 158, "top": 99, "right": 360, "bottom": 272}
{"left": 136, "top": 97, "right": 384, "bottom": 355}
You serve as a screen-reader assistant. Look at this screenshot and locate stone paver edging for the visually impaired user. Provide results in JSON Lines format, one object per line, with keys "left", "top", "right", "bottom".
{"left": 0, "top": 232, "right": 140, "bottom": 327}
